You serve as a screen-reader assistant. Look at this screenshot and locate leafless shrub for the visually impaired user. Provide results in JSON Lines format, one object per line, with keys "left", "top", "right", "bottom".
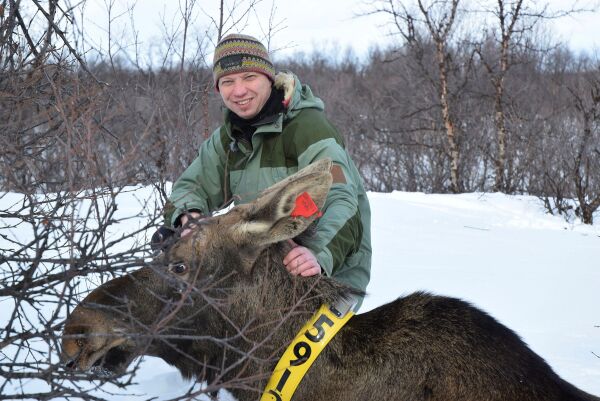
{"left": 0, "top": 1, "right": 266, "bottom": 399}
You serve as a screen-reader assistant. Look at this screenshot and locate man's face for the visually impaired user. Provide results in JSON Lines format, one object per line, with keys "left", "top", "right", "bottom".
{"left": 218, "top": 71, "right": 272, "bottom": 119}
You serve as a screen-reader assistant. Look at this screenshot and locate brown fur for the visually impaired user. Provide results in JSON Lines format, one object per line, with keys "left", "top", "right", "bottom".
{"left": 62, "top": 159, "right": 599, "bottom": 401}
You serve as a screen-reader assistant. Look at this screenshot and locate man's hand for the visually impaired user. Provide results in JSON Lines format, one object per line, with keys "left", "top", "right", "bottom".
{"left": 180, "top": 212, "right": 203, "bottom": 238}
{"left": 283, "top": 239, "right": 321, "bottom": 277}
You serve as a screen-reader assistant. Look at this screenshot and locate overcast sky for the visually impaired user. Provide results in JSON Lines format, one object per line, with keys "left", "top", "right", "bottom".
{"left": 82, "top": 0, "right": 600, "bottom": 65}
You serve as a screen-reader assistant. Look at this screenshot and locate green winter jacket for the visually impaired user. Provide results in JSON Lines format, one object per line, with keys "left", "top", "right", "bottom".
{"left": 166, "top": 72, "right": 371, "bottom": 307}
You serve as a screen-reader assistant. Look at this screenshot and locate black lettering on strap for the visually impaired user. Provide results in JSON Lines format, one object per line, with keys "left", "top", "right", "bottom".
{"left": 305, "top": 314, "right": 334, "bottom": 342}
{"left": 290, "top": 341, "right": 311, "bottom": 366}
{"left": 276, "top": 369, "right": 292, "bottom": 392}
{"left": 268, "top": 389, "right": 283, "bottom": 401}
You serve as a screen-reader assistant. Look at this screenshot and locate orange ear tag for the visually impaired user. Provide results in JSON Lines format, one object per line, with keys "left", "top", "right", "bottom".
{"left": 291, "top": 192, "right": 323, "bottom": 218}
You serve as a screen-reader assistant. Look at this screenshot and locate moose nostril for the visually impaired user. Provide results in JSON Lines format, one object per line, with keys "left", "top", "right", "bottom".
{"left": 62, "top": 349, "right": 81, "bottom": 371}
{"left": 65, "top": 359, "right": 76, "bottom": 370}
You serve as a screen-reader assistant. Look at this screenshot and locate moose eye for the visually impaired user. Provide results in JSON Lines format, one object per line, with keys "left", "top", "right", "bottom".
{"left": 170, "top": 263, "right": 188, "bottom": 275}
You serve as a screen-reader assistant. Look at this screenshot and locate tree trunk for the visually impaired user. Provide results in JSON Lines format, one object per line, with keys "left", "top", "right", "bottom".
{"left": 493, "top": 85, "right": 507, "bottom": 192}
{"left": 436, "top": 40, "right": 461, "bottom": 193}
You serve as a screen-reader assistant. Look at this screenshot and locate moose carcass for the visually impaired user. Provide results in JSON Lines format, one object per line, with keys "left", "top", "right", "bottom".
{"left": 62, "top": 159, "right": 599, "bottom": 401}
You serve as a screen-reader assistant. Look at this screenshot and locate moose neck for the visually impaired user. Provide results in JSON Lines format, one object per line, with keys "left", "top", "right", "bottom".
{"left": 181, "top": 241, "right": 352, "bottom": 399}
{"left": 234, "top": 241, "right": 351, "bottom": 328}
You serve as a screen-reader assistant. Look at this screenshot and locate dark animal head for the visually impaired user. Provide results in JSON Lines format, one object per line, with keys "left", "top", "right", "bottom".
{"left": 61, "top": 159, "right": 334, "bottom": 377}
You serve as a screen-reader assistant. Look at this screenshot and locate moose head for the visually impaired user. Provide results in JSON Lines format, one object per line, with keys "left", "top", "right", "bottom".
{"left": 61, "top": 159, "right": 345, "bottom": 381}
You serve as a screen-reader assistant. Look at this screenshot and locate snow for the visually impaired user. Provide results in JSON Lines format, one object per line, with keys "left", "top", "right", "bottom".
{"left": 364, "top": 192, "right": 600, "bottom": 396}
{"left": 1, "top": 190, "right": 599, "bottom": 399}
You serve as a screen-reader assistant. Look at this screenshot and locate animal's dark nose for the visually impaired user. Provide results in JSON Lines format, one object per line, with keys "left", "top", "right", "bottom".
{"left": 65, "top": 359, "right": 76, "bottom": 370}
{"left": 61, "top": 332, "right": 84, "bottom": 371}
{"left": 62, "top": 349, "right": 81, "bottom": 371}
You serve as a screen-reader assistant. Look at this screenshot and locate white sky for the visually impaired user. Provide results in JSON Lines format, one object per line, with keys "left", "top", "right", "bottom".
{"left": 81, "top": 0, "right": 600, "bottom": 66}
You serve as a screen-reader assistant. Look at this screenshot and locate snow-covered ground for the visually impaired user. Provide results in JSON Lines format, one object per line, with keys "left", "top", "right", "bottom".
{"left": 365, "top": 192, "right": 600, "bottom": 396}
{"left": 2, "top": 190, "right": 599, "bottom": 399}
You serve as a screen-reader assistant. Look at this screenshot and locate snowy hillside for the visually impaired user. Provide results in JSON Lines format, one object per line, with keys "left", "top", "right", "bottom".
{"left": 2, "top": 190, "right": 599, "bottom": 400}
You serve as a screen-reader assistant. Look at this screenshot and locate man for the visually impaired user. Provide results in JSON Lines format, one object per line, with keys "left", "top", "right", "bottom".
{"left": 155, "top": 33, "right": 371, "bottom": 309}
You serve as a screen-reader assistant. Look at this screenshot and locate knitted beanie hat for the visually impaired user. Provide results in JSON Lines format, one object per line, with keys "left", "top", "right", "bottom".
{"left": 212, "top": 34, "right": 275, "bottom": 89}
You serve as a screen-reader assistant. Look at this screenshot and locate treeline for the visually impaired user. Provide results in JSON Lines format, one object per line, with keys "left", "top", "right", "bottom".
{"left": 2, "top": 43, "right": 599, "bottom": 223}
{"left": 289, "top": 44, "right": 600, "bottom": 224}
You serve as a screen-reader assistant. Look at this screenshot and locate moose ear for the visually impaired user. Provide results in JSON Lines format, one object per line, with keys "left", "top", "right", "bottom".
{"left": 232, "top": 159, "right": 333, "bottom": 247}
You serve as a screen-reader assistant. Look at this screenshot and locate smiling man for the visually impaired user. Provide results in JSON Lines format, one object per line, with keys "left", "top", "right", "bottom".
{"left": 156, "top": 33, "right": 371, "bottom": 309}
{"left": 218, "top": 70, "right": 272, "bottom": 119}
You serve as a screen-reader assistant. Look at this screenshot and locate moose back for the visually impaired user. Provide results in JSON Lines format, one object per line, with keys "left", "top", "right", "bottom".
{"left": 61, "top": 159, "right": 599, "bottom": 401}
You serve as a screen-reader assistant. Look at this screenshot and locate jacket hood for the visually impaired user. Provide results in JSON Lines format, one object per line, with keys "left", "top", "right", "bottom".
{"left": 274, "top": 71, "right": 324, "bottom": 120}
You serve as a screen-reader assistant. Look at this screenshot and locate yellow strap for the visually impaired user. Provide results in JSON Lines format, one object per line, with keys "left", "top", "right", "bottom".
{"left": 260, "top": 304, "right": 354, "bottom": 401}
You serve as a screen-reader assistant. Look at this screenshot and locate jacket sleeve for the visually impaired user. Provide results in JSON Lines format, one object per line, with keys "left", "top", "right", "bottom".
{"left": 165, "top": 128, "right": 229, "bottom": 227}
{"left": 292, "top": 115, "right": 364, "bottom": 278}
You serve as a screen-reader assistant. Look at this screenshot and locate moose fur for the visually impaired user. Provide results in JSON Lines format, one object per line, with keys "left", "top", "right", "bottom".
{"left": 62, "top": 159, "right": 599, "bottom": 401}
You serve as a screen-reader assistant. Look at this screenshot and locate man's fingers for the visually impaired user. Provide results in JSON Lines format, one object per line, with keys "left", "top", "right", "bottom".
{"left": 179, "top": 212, "right": 203, "bottom": 238}
{"left": 296, "top": 259, "right": 320, "bottom": 276}
{"left": 300, "top": 265, "right": 321, "bottom": 277}
{"left": 283, "top": 246, "right": 304, "bottom": 265}
{"left": 283, "top": 245, "right": 321, "bottom": 277}
{"left": 284, "top": 255, "right": 303, "bottom": 273}
{"left": 286, "top": 257, "right": 320, "bottom": 276}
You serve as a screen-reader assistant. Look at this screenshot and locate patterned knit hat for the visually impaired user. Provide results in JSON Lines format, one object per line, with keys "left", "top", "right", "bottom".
{"left": 212, "top": 34, "right": 275, "bottom": 89}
